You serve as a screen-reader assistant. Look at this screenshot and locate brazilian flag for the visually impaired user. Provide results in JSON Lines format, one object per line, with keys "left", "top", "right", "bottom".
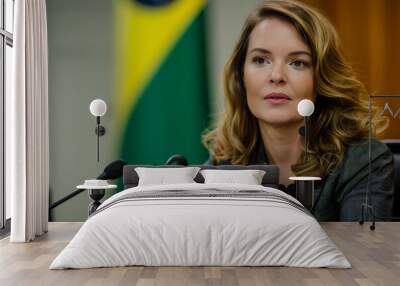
{"left": 114, "top": 0, "right": 210, "bottom": 165}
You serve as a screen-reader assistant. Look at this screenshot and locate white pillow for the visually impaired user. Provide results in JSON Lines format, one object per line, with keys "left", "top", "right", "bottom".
{"left": 200, "top": 169, "right": 266, "bottom": 185}
{"left": 135, "top": 167, "right": 201, "bottom": 186}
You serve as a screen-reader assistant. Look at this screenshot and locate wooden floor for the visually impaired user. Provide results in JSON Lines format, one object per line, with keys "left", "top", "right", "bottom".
{"left": 0, "top": 222, "right": 399, "bottom": 286}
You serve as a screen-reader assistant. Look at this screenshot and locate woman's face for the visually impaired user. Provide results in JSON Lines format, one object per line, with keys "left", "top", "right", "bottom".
{"left": 243, "top": 17, "right": 315, "bottom": 127}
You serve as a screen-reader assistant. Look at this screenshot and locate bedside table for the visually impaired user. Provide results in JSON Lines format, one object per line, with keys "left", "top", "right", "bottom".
{"left": 76, "top": 184, "right": 117, "bottom": 216}
{"left": 289, "top": 176, "right": 321, "bottom": 210}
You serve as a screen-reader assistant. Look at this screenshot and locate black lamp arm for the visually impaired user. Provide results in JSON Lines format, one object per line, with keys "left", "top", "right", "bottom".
{"left": 49, "top": 188, "right": 86, "bottom": 210}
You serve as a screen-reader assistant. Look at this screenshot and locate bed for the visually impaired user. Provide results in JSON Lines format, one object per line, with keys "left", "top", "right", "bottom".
{"left": 49, "top": 165, "right": 350, "bottom": 269}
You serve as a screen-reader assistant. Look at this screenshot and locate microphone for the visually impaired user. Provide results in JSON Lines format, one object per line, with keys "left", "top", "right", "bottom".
{"left": 96, "top": 159, "right": 127, "bottom": 180}
{"left": 165, "top": 154, "right": 188, "bottom": 166}
{"left": 297, "top": 99, "right": 315, "bottom": 162}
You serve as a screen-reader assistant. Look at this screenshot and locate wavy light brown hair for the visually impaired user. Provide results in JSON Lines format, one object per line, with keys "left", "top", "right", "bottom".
{"left": 203, "top": 0, "right": 387, "bottom": 177}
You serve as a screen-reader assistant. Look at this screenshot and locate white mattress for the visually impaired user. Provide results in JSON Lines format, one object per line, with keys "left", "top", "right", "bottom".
{"left": 50, "top": 183, "right": 351, "bottom": 269}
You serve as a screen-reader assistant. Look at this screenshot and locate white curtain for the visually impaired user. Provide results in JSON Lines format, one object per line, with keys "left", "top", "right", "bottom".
{"left": 7, "top": 0, "right": 49, "bottom": 242}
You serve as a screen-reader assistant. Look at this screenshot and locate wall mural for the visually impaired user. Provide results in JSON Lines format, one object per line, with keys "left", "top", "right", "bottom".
{"left": 379, "top": 100, "right": 400, "bottom": 119}
{"left": 114, "top": 0, "right": 210, "bottom": 165}
{"left": 372, "top": 96, "right": 400, "bottom": 140}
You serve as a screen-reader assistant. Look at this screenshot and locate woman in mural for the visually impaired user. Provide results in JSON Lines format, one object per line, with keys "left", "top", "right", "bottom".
{"left": 203, "top": 0, "right": 394, "bottom": 221}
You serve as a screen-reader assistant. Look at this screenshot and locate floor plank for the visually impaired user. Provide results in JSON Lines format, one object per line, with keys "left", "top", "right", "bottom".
{"left": 0, "top": 222, "right": 399, "bottom": 286}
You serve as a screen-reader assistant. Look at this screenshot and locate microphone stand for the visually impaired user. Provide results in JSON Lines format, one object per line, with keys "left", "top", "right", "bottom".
{"left": 359, "top": 95, "right": 400, "bottom": 227}
{"left": 359, "top": 95, "right": 376, "bottom": 230}
{"left": 49, "top": 189, "right": 86, "bottom": 210}
{"left": 48, "top": 157, "right": 176, "bottom": 218}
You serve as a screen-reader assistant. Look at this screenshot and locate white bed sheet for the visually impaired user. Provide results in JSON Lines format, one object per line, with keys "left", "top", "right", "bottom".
{"left": 50, "top": 183, "right": 351, "bottom": 269}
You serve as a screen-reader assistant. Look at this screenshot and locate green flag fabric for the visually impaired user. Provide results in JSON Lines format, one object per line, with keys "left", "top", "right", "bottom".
{"left": 114, "top": 0, "right": 210, "bottom": 165}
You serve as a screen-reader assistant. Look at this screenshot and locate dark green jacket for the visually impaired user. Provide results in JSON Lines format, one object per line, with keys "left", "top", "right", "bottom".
{"left": 206, "top": 139, "right": 394, "bottom": 221}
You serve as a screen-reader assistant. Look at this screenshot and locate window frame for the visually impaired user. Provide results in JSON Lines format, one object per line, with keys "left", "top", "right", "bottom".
{"left": 0, "top": 0, "right": 14, "bottom": 231}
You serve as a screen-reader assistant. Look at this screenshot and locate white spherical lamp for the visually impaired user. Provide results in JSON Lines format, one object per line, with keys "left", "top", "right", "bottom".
{"left": 297, "top": 99, "right": 315, "bottom": 164}
{"left": 297, "top": 99, "right": 314, "bottom": 117}
{"left": 89, "top": 99, "right": 107, "bottom": 117}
